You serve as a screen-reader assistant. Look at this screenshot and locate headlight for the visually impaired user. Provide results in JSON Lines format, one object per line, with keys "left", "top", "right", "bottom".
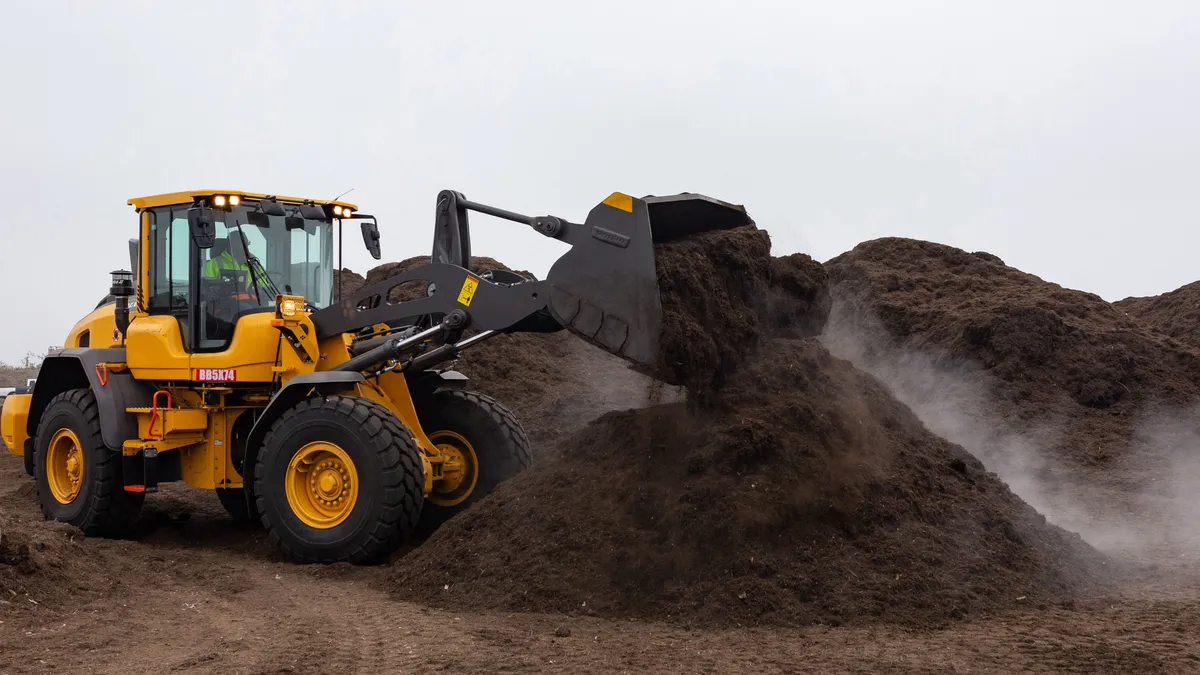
{"left": 229, "top": 195, "right": 240, "bottom": 206}
{"left": 277, "top": 295, "right": 304, "bottom": 318}
{"left": 213, "top": 195, "right": 227, "bottom": 207}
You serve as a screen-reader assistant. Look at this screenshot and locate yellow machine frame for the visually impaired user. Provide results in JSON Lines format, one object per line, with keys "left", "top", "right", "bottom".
{"left": 4, "top": 190, "right": 448, "bottom": 496}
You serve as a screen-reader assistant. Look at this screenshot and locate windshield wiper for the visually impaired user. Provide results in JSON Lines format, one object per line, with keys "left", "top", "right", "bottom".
{"left": 232, "top": 224, "right": 281, "bottom": 301}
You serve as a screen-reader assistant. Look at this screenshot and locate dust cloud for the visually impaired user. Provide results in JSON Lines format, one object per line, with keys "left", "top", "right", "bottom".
{"left": 1116, "top": 405, "right": 1200, "bottom": 557}
{"left": 819, "top": 298, "right": 1200, "bottom": 562}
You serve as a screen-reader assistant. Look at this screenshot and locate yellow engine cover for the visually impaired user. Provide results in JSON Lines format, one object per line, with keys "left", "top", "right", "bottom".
{"left": 65, "top": 302, "right": 123, "bottom": 349}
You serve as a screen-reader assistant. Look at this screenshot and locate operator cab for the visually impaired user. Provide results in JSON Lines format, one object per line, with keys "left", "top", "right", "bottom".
{"left": 126, "top": 190, "right": 381, "bottom": 353}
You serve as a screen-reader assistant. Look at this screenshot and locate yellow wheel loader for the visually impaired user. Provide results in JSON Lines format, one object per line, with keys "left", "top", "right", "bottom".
{"left": 0, "top": 188, "right": 750, "bottom": 563}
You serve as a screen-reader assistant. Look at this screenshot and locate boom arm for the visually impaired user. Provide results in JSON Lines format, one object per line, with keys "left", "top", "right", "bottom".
{"left": 310, "top": 262, "right": 551, "bottom": 339}
{"left": 309, "top": 189, "right": 754, "bottom": 369}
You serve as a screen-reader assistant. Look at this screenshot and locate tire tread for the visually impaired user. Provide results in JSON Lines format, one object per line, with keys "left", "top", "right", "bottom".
{"left": 254, "top": 394, "right": 424, "bottom": 564}
{"left": 35, "top": 388, "right": 143, "bottom": 536}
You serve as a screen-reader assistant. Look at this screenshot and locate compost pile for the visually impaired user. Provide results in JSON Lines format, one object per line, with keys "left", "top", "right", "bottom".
{"left": 391, "top": 226, "right": 1107, "bottom": 629}
{"left": 0, "top": 482, "right": 104, "bottom": 604}
{"left": 334, "top": 268, "right": 367, "bottom": 299}
{"left": 1116, "top": 281, "right": 1200, "bottom": 352}
{"left": 822, "top": 237, "right": 1200, "bottom": 483}
{"left": 647, "top": 226, "right": 831, "bottom": 400}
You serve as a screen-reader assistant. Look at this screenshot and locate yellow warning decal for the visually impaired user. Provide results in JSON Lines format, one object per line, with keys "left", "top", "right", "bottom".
{"left": 457, "top": 275, "right": 480, "bottom": 306}
{"left": 602, "top": 192, "right": 634, "bottom": 213}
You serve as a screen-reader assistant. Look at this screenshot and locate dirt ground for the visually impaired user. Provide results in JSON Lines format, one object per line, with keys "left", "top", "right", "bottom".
{"left": 2, "top": 458, "right": 1199, "bottom": 675}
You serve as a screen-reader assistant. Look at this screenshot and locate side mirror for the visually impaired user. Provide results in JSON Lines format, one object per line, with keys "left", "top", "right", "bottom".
{"left": 361, "top": 221, "right": 381, "bottom": 260}
{"left": 187, "top": 207, "right": 216, "bottom": 249}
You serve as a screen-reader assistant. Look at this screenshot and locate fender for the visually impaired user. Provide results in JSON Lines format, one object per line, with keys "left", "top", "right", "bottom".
{"left": 405, "top": 369, "right": 470, "bottom": 403}
{"left": 26, "top": 348, "right": 153, "bottom": 452}
{"left": 241, "top": 371, "right": 366, "bottom": 505}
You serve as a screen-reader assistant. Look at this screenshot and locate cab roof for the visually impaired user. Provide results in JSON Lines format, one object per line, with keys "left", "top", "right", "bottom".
{"left": 127, "top": 190, "right": 358, "bottom": 211}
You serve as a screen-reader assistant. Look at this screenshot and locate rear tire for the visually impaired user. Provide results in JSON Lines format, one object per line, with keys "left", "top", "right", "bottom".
{"left": 34, "top": 388, "right": 143, "bottom": 536}
{"left": 23, "top": 441, "right": 34, "bottom": 478}
{"left": 415, "top": 390, "right": 532, "bottom": 535}
{"left": 254, "top": 395, "right": 424, "bottom": 564}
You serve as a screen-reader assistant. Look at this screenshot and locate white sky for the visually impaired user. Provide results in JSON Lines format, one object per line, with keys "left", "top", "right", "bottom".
{"left": 2, "top": 1, "right": 1198, "bottom": 360}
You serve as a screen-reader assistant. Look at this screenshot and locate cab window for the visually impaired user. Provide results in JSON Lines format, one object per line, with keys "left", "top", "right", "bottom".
{"left": 146, "top": 206, "right": 192, "bottom": 315}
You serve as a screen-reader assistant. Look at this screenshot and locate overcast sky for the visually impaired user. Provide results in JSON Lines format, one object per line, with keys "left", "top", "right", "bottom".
{"left": 2, "top": 1, "right": 1198, "bottom": 360}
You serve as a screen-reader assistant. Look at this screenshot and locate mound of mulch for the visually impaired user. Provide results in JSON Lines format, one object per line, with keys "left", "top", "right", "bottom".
{"left": 650, "top": 226, "right": 830, "bottom": 401}
{"left": 1115, "top": 281, "right": 1200, "bottom": 352}
{"left": 391, "top": 337, "right": 1108, "bottom": 628}
{"left": 334, "top": 268, "right": 367, "bottom": 300}
{"left": 390, "top": 229, "right": 1106, "bottom": 629}
{"left": 822, "top": 237, "right": 1200, "bottom": 480}
{"left": 0, "top": 508, "right": 100, "bottom": 605}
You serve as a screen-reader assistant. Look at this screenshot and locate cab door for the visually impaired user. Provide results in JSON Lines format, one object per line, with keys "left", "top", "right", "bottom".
{"left": 125, "top": 206, "right": 193, "bottom": 381}
{"left": 188, "top": 220, "right": 278, "bottom": 383}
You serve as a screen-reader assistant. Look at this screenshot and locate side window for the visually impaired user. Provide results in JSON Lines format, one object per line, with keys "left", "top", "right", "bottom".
{"left": 290, "top": 222, "right": 330, "bottom": 303}
{"left": 147, "top": 207, "right": 192, "bottom": 314}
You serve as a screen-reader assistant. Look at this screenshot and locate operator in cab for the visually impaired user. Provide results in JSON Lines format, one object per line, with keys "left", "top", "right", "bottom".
{"left": 200, "top": 235, "right": 270, "bottom": 341}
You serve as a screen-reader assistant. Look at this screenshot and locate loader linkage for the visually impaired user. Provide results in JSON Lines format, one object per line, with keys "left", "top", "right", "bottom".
{"left": 311, "top": 190, "right": 753, "bottom": 370}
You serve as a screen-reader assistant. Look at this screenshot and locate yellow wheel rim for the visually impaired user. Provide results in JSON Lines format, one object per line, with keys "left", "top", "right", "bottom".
{"left": 284, "top": 442, "right": 359, "bottom": 529}
{"left": 46, "top": 428, "right": 84, "bottom": 505}
{"left": 428, "top": 430, "right": 479, "bottom": 507}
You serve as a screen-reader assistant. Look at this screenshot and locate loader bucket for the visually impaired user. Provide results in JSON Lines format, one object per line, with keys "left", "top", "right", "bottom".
{"left": 544, "top": 192, "right": 753, "bottom": 368}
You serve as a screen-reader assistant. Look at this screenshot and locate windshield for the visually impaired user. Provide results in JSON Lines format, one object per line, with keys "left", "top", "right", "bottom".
{"left": 144, "top": 201, "right": 338, "bottom": 352}
{"left": 202, "top": 206, "right": 335, "bottom": 311}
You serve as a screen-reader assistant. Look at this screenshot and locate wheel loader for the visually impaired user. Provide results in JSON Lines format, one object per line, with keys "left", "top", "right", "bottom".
{"left": 0, "top": 188, "right": 751, "bottom": 563}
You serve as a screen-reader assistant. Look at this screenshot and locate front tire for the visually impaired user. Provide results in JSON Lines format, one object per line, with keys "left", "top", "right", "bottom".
{"left": 34, "top": 388, "right": 143, "bottom": 536}
{"left": 416, "top": 390, "right": 532, "bottom": 535}
{"left": 254, "top": 395, "right": 424, "bottom": 564}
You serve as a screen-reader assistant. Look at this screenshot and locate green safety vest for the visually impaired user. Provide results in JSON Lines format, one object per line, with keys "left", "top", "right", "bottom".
{"left": 204, "top": 250, "right": 267, "bottom": 290}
